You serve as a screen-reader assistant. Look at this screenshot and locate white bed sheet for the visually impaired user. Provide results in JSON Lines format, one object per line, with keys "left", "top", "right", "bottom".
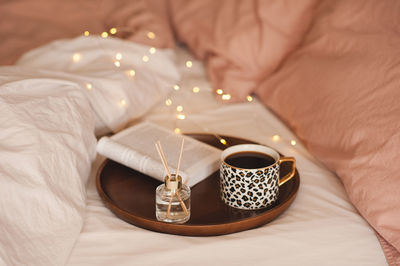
{"left": 67, "top": 48, "right": 386, "bottom": 265}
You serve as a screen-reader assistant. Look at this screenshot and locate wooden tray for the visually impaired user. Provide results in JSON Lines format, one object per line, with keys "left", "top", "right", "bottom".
{"left": 96, "top": 134, "right": 300, "bottom": 236}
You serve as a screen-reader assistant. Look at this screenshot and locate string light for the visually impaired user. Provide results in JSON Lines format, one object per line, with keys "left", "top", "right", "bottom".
{"left": 291, "top": 140, "right": 297, "bottom": 146}
{"left": 109, "top": 27, "right": 117, "bottom": 35}
{"left": 165, "top": 99, "right": 172, "bottom": 106}
{"left": 192, "top": 86, "right": 200, "bottom": 93}
{"left": 247, "top": 95, "right": 253, "bottom": 102}
{"left": 83, "top": 31, "right": 90, "bottom": 36}
{"left": 147, "top": 31, "right": 156, "bottom": 39}
{"left": 127, "top": 69, "right": 136, "bottom": 77}
{"left": 174, "top": 128, "right": 181, "bottom": 134}
{"left": 222, "top": 94, "right": 231, "bottom": 100}
{"left": 216, "top": 89, "right": 223, "bottom": 95}
{"left": 72, "top": 53, "right": 81, "bottom": 62}
{"left": 220, "top": 138, "right": 227, "bottom": 145}
{"left": 101, "top": 32, "right": 109, "bottom": 38}
{"left": 115, "top": 53, "right": 122, "bottom": 60}
{"left": 120, "top": 99, "right": 127, "bottom": 107}
{"left": 272, "top": 135, "right": 280, "bottom": 142}
{"left": 173, "top": 85, "right": 180, "bottom": 91}
{"left": 142, "top": 55, "right": 149, "bottom": 62}
{"left": 185, "top": 60, "right": 193, "bottom": 68}
{"left": 86, "top": 83, "right": 93, "bottom": 90}
{"left": 176, "top": 105, "right": 183, "bottom": 112}
{"left": 114, "top": 60, "right": 121, "bottom": 67}
{"left": 176, "top": 114, "right": 186, "bottom": 120}
{"left": 149, "top": 47, "right": 156, "bottom": 54}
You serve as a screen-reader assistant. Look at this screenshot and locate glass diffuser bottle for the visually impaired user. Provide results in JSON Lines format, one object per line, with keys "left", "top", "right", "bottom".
{"left": 156, "top": 174, "right": 191, "bottom": 224}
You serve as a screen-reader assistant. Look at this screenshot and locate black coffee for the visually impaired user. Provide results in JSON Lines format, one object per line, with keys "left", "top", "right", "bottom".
{"left": 225, "top": 151, "right": 275, "bottom": 169}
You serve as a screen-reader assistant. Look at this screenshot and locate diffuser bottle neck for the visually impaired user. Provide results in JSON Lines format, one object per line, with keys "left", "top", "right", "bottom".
{"left": 165, "top": 174, "right": 182, "bottom": 191}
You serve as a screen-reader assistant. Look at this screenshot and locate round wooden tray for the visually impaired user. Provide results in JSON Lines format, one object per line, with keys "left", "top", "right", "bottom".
{"left": 96, "top": 134, "right": 300, "bottom": 236}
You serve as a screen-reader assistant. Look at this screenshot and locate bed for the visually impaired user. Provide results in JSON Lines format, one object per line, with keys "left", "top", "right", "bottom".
{"left": 1, "top": 1, "right": 399, "bottom": 265}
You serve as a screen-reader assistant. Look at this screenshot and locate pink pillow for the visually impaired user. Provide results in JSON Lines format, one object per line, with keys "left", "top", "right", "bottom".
{"left": 169, "top": 0, "right": 318, "bottom": 101}
{"left": 0, "top": 0, "right": 174, "bottom": 65}
{"left": 256, "top": 0, "right": 400, "bottom": 264}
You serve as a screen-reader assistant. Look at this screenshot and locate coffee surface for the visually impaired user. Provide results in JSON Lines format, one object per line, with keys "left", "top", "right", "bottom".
{"left": 225, "top": 151, "right": 275, "bottom": 169}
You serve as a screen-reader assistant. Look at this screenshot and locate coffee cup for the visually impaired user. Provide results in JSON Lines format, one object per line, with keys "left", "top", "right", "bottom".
{"left": 220, "top": 144, "right": 296, "bottom": 210}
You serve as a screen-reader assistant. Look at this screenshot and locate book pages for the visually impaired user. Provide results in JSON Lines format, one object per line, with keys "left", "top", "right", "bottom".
{"left": 97, "top": 121, "right": 221, "bottom": 187}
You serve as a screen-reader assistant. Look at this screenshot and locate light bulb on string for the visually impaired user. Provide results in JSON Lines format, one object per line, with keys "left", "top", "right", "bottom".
{"left": 142, "top": 55, "right": 149, "bottom": 62}
{"left": 109, "top": 28, "right": 117, "bottom": 35}
{"left": 216, "top": 89, "right": 223, "bottom": 95}
{"left": 127, "top": 69, "right": 136, "bottom": 77}
{"left": 192, "top": 86, "right": 200, "bottom": 93}
{"left": 247, "top": 95, "right": 253, "bottom": 102}
{"left": 147, "top": 31, "right": 156, "bottom": 39}
{"left": 165, "top": 99, "right": 172, "bottom": 106}
{"left": 291, "top": 140, "right": 297, "bottom": 146}
{"left": 222, "top": 94, "right": 231, "bottom": 101}
{"left": 220, "top": 138, "right": 227, "bottom": 145}
{"left": 83, "top": 31, "right": 90, "bottom": 36}
{"left": 149, "top": 47, "right": 156, "bottom": 54}
{"left": 176, "top": 114, "right": 186, "bottom": 120}
{"left": 173, "top": 85, "right": 180, "bottom": 91}
{"left": 272, "top": 135, "right": 280, "bottom": 142}
{"left": 86, "top": 83, "right": 93, "bottom": 90}
{"left": 72, "top": 53, "right": 81, "bottom": 62}
{"left": 101, "top": 32, "right": 109, "bottom": 38}
{"left": 185, "top": 60, "right": 193, "bottom": 68}
{"left": 115, "top": 53, "right": 122, "bottom": 60}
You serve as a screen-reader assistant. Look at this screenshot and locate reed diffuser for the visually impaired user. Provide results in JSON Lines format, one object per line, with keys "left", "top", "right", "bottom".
{"left": 155, "top": 139, "right": 191, "bottom": 224}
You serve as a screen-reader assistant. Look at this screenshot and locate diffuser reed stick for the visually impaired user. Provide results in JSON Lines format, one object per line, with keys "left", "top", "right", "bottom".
{"left": 155, "top": 140, "right": 188, "bottom": 217}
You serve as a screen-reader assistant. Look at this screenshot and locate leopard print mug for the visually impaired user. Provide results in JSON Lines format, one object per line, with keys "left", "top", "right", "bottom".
{"left": 220, "top": 144, "right": 295, "bottom": 210}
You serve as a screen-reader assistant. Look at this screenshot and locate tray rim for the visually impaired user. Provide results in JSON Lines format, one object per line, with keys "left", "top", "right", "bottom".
{"left": 96, "top": 133, "right": 300, "bottom": 236}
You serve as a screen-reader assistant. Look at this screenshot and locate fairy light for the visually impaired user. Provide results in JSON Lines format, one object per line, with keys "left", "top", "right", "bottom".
{"left": 83, "top": 31, "right": 90, "bottom": 36}
{"left": 185, "top": 60, "right": 193, "bottom": 68}
{"left": 272, "top": 135, "right": 280, "bottom": 142}
{"left": 149, "top": 47, "right": 156, "bottom": 54}
{"left": 109, "top": 27, "right": 117, "bottom": 35}
{"left": 222, "top": 94, "right": 231, "bottom": 100}
{"left": 128, "top": 69, "right": 136, "bottom": 77}
{"left": 173, "top": 85, "right": 180, "bottom": 91}
{"left": 147, "top": 31, "right": 156, "bottom": 39}
{"left": 86, "top": 83, "right": 93, "bottom": 90}
{"left": 114, "top": 60, "right": 121, "bottom": 67}
{"left": 165, "top": 99, "right": 172, "bottom": 106}
{"left": 216, "top": 89, "right": 223, "bottom": 95}
{"left": 176, "top": 105, "right": 183, "bottom": 112}
{"left": 72, "top": 53, "right": 81, "bottom": 62}
{"left": 142, "top": 55, "right": 149, "bottom": 62}
{"left": 101, "top": 32, "right": 109, "bottom": 38}
{"left": 115, "top": 53, "right": 122, "bottom": 60}
{"left": 120, "top": 99, "right": 127, "bottom": 107}
{"left": 220, "top": 138, "right": 227, "bottom": 145}
{"left": 174, "top": 128, "right": 181, "bottom": 134}
{"left": 176, "top": 114, "right": 186, "bottom": 120}
{"left": 247, "top": 95, "right": 253, "bottom": 102}
{"left": 192, "top": 86, "right": 200, "bottom": 93}
{"left": 291, "top": 140, "right": 297, "bottom": 146}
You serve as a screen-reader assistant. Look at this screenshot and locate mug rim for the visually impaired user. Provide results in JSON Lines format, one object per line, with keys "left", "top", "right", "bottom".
{"left": 221, "top": 144, "right": 280, "bottom": 171}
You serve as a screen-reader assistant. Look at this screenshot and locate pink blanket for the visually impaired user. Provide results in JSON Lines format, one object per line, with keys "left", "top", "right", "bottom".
{"left": 0, "top": 0, "right": 174, "bottom": 65}
{"left": 168, "top": 1, "right": 400, "bottom": 264}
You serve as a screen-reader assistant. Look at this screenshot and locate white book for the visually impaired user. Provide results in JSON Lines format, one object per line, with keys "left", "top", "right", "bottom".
{"left": 96, "top": 121, "right": 221, "bottom": 187}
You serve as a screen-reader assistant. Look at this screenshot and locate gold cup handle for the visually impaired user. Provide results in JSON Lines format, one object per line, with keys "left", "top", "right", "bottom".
{"left": 278, "top": 157, "right": 296, "bottom": 186}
